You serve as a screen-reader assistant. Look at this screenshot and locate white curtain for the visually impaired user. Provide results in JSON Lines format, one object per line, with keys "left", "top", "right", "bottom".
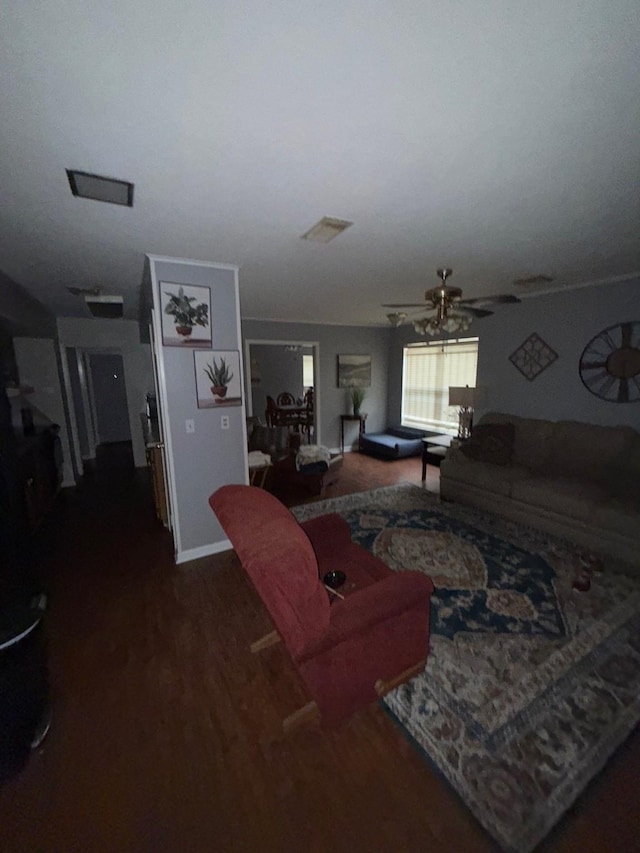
{"left": 402, "top": 338, "right": 478, "bottom": 430}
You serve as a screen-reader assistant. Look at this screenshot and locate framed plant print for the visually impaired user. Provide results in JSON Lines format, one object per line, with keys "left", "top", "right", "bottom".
{"left": 160, "top": 282, "right": 211, "bottom": 347}
{"left": 194, "top": 350, "right": 242, "bottom": 408}
{"left": 337, "top": 354, "right": 371, "bottom": 388}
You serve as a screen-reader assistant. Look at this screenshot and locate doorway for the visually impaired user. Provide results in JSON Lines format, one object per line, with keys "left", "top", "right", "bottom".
{"left": 244, "top": 340, "right": 320, "bottom": 444}
{"left": 63, "top": 347, "right": 135, "bottom": 478}
{"left": 88, "top": 354, "right": 131, "bottom": 444}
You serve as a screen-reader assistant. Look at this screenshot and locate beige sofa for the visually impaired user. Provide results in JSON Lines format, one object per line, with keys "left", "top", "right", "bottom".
{"left": 440, "top": 412, "right": 640, "bottom": 568}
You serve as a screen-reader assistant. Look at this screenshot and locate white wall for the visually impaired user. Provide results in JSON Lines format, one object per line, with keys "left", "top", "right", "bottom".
{"left": 13, "top": 337, "right": 75, "bottom": 486}
{"left": 242, "top": 320, "right": 390, "bottom": 451}
{"left": 386, "top": 278, "right": 640, "bottom": 432}
{"left": 57, "top": 318, "right": 154, "bottom": 467}
{"left": 476, "top": 278, "right": 640, "bottom": 429}
{"left": 0, "top": 270, "right": 55, "bottom": 338}
{"left": 147, "top": 255, "right": 246, "bottom": 564}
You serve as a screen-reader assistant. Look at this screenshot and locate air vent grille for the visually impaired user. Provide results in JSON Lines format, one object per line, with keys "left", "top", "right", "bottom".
{"left": 67, "top": 169, "right": 134, "bottom": 207}
{"left": 301, "top": 216, "right": 353, "bottom": 243}
{"left": 84, "top": 294, "right": 124, "bottom": 319}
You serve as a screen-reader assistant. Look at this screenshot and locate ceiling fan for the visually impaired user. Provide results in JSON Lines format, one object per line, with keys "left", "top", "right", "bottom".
{"left": 382, "top": 268, "right": 520, "bottom": 335}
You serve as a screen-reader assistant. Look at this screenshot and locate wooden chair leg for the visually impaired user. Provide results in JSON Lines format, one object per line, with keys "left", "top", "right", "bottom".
{"left": 282, "top": 700, "right": 320, "bottom": 733}
{"left": 374, "top": 660, "right": 426, "bottom": 697}
{"left": 249, "top": 630, "right": 281, "bottom": 653}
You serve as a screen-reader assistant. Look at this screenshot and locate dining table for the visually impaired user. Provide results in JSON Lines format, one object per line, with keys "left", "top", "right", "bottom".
{"left": 274, "top": 403, "right": 313, "bottom": 432}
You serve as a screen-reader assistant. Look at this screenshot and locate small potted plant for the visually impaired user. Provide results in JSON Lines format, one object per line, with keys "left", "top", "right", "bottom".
{"left": 350, "top": 387, "right": 365, "bottom": 416}
{"left": 204, "top": 356, "right": 234, "bottom": 398}
{"left": 164, "top": 287, "right": 209, "bottom": 338}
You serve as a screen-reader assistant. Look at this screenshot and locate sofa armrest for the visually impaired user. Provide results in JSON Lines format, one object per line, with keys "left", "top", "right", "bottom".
{"left": 299, "top": 571, "right": 433, "bottom": 660}
{"left": 443, "top": 444, "right": 466, "bottom": 464}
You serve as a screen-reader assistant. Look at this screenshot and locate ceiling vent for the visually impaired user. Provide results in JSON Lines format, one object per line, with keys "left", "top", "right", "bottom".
{"left": 84, "top": 294, "right": 124, "bottom": 319}
{"left": 66, "top": 169, "right": 134, "bottom": 207}
{"left": 301, "top": 216, "right": 353, "bottom": 243}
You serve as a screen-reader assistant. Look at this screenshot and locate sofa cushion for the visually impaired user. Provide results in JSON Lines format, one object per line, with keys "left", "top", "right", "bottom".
{"left": 547, "top": 421, "right": 635, "bottom": 487}
{"left": 460, "top": 423, "right": 515, "bottom": 466}
{"left": 511, "top": 476, "right": 606, "bottom": 522}
{"left": 442, "top": 456, "right": 531, "bottom": 496}
{"left": 593, "top": 499, "right": 640, "bottom": 539}
{"left": 359, "top": 432, "right": 423, "bottom": 458}
{"left": 604, "top": 435, "right": 640, "bottom": 502}
{"left": 386, "top": 426, "right": 426, "bottom": 440}
{"left": 478, "top": 413, "right": 554, "bottom": 470}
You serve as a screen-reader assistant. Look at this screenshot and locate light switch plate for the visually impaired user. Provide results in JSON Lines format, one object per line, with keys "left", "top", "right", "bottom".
{"left": 185, "top": 419, "right": 195, "bottom": 434}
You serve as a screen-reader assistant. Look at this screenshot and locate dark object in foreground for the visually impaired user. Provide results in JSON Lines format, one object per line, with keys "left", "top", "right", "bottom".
{"left": 0, "top": 594, "right": 49, "bottom": 782}
{"left": 323, "top": 570, "right": 346, "bottom": 589}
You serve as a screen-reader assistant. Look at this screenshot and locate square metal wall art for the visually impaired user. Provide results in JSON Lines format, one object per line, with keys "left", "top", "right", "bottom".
{"left": 509, "top": 333, "right": 558, "bottom": 381}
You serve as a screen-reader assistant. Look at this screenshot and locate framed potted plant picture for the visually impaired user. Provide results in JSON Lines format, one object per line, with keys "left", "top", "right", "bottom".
{"left": 194, "top": 350, "right": 242, "bottom": 408}
{"left": 160, "top": 282, "right": 212, "bottom": 347}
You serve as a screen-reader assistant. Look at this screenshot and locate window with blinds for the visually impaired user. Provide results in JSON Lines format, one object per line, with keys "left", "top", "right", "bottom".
{"left": 302, "top": 354, "right": 314, "bottom": 389}
{"left": 401, "top": 337, "right": 478, "bottom": 431}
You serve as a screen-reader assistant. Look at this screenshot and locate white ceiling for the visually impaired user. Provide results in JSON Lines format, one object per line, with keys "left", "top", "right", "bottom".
{"left": 1, "top": 0, "right": 639, "bottom": 326}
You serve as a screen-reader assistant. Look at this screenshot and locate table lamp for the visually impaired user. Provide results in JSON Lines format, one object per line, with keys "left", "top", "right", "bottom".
{"left": 448, "top": 385, "right": 475, "bottom": 440}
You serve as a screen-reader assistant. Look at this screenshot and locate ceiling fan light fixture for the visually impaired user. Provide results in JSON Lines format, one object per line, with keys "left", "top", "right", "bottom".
{"left": 413, "top": 312, "right": 472, "bottom": 337}
{"left": 384, "top": 266, "right": 518, "bottom": 333}
{"left": 301, "top": 216, "right": 353, "bottom": 243}
{"left": 386, "top": 312, "right": 407, "bottom": 327}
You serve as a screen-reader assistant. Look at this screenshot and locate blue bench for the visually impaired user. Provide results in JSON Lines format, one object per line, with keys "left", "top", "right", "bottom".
{"left": 359, "top": 426, "right": 440, "bottom": 459}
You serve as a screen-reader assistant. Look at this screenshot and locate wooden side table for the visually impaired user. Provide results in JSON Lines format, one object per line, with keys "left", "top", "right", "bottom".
{"left": 248, "top": 451, "right": 272, "bottom": 488}
{"left": 249, "top": 463, "right": 271, "bottom": 488}
{"left": 421, "top": 434, "right": 455, "bottom": 481}
{"left": 340, "top": 413, "right": 368, "bottom": 453}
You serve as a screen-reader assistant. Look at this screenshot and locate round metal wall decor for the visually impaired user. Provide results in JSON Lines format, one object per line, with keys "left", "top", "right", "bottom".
{"left": 578, "top": 321, "right": 640, "bottom": 403}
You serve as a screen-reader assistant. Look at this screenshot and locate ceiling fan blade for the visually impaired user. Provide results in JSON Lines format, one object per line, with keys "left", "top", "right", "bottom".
{"left": 459, "top": 293, "right": 521, "bottom": 306}
{"left": 458, "top": 306, "right": 494, "bottom": 318}
{"left": 381, "top": 303, "right": 431, "bottom": 308}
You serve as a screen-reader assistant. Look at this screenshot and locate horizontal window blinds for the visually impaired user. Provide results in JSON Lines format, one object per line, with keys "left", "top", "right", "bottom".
{"left": 302, "top": 354, "right": 314, "bottom": 389}
{"left": 402, "top": 338, "right": 478, "bottom": 430}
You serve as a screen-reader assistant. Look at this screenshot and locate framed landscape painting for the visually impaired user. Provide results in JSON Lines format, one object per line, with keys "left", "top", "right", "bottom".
{"left": 194, "top": 350, "right": 242, "bottom": 408}
{"left": 337, "top": 354, "right": 371, "bottom": 388}
{"left": 160, "top": 282, "right": 212, "bottom": 347}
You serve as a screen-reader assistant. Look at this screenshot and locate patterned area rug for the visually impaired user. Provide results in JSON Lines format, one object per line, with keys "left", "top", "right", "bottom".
{"left": 292, "top": 484, "right": 640, "bottom": 853}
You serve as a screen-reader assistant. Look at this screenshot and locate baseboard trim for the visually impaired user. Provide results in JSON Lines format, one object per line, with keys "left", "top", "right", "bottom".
{"left": 176, "top": 539, "right": 232, "bottom": 565}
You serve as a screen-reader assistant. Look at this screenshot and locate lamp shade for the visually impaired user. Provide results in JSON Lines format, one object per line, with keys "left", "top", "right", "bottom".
{"left": 449, "top": 386, "right": 475, "bottom": 407}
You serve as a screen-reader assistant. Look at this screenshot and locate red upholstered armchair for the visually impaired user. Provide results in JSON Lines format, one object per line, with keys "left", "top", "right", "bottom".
{"left": 209, "top": 485, "right": 434, "bottom": 727}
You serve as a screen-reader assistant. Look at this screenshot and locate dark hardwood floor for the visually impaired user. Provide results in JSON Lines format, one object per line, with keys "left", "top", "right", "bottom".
{"left": 0, "top": 447, "right": 638, "bottom": 853}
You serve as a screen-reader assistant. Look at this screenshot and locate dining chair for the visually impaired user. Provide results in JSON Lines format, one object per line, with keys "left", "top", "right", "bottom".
{"left": 265, "top": 396, "right": 279, "bottom": 427}
{"left": 276, "top": 391, "right": 295, "bottom": 406}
